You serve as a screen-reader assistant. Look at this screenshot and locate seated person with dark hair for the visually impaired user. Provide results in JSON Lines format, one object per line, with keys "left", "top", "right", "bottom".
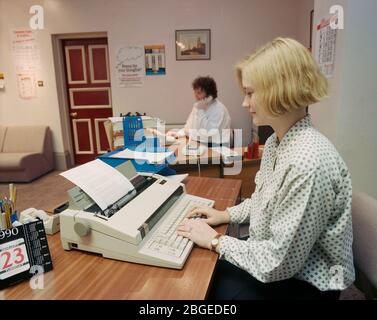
{"left": 167, "top": 76, "right": 231, "bottom": 145}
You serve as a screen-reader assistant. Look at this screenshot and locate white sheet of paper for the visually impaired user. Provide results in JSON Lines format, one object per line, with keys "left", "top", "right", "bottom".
{"left": 60, "top": 159, "right": 134, "bottom": 210}
{"left": 165, "top": 174, "right": 188, "bottom": 184}
{"left": 111, "top": 149, "right": 174, "bottom": 164}
{"left": 211, "top": 146, "right": 240, "bottom": 158}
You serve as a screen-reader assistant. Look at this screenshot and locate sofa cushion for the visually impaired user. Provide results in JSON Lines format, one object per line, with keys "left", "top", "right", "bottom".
{"left": 0, "top": 126, "right": 6, "bottom": 152}
{"left": 0, "top": 152, "right": 40, "bottom": 171}
{"left": 2, "top": 126, "right": 48, "bottom": 153}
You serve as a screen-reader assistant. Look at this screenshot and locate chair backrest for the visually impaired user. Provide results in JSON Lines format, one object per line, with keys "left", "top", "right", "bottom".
{"left": 2, "top": 126, "right": 49, "bottom": 153}
{"left": 103, "top": 120, "right": 114, "bottom": 151}
{"left": 0, "top": 126, "right": 7, "bottom": 152}
{"left": 352, "top": 191, "right": 377, "bottom": 298}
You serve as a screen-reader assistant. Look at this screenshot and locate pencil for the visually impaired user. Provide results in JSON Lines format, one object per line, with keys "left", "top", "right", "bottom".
{"left": 13, "top": 186, "right": 17, "bottom": 209}
{"left": 9, "top": 184, "right": 14, "bottom": 202}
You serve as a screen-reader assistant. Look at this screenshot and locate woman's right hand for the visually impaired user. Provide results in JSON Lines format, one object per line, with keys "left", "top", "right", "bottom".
{"left": 186, "top": 206, "right": 230, "bottom": 226}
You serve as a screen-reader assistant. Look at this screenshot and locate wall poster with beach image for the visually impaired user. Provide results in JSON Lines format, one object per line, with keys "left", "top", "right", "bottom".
{"left": 175, "top": 29, "right": 211, "bottom": 61}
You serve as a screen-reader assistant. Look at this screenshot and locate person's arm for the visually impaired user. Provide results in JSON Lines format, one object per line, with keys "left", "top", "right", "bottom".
{"left": 226, "top": 198, "right": 254, "bottom": 224}
{"left": 167, "top": 109, "right": 194, "bottom": 138}
{"left": 218, "top": 168, "right": 334, "bottom": 283}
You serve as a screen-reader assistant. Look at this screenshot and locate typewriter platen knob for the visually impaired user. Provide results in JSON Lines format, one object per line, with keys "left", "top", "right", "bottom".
{"left": 74, "top": 221, "right": 90, "bottom": 237}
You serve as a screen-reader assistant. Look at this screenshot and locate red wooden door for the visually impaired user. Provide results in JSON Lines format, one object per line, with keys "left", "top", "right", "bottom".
{"left": 63, "top": 38, "right": 112, "bottom": 164}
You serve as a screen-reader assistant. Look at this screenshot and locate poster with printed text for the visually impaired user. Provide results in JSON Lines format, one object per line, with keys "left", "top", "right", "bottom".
{"left": 11, "top": 30, "right": 41, "bottom": 98}
{"left": 115, "top": 46, "right": 145, "bottom": 87}
{"left": 144, "top": 45, "right": 166, "bottom": 76}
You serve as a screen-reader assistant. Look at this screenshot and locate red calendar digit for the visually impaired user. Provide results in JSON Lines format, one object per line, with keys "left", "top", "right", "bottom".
{"left": 0, "top": 238, "right": 30, "bottom": 280}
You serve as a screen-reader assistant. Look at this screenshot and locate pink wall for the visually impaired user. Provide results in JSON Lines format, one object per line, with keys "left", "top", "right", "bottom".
{"left": 0, "top": 0, "right": 313, "bottom": 167}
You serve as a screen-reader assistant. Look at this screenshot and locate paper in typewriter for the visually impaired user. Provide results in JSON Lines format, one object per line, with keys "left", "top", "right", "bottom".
{"left": 60, "top": 159, "right": 134, "bottom": 210}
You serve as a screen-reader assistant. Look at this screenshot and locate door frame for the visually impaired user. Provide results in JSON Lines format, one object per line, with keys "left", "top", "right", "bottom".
{"left": 51, "top": 32, "right": 110, "bottom": 168}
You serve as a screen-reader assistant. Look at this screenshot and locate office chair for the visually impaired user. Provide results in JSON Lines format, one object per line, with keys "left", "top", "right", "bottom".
{"left": 352, "top": 191, "right": 377, "bottom": 299}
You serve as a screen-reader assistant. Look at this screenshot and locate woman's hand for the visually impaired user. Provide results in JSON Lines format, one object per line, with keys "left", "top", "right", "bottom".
{"left": 186, "top": 206, "right": 230, "bottom": 226}
{"left": 177, "top": 218, "right": 218, "bottom": 250}
{"left": 166, "top": 131, "right": 177, "bottom": 137}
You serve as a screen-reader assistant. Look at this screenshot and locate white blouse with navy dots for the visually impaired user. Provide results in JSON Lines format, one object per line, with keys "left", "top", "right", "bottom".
{"left": 219, "top": 115, "right": 355, "bottom": 291}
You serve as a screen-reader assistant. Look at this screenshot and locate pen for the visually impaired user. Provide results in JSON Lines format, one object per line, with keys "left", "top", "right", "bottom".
{"left": 0, "top": 213, "right": 5, "bottom": 230}
{"left": 13, "top": 186, "right": 17, "bottom": 210}
{"left": 3, "top": 202, "right": 9, "bottom": 229}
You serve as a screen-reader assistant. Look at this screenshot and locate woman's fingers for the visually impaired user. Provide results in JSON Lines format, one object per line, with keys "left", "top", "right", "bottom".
{"left": 186, "top": 209, "right": 200, "bottom": 218}
{"left": 177, "top": 219, "right": 192, "bottom": 238}
{"left": 176, "top": 224, "right": 191, "bottom": 232}
{"left": 177, "top": 230, "right": 191, "bottom": 239}
{"left": 186, "top": 206, "right": 208, "bottom": 218}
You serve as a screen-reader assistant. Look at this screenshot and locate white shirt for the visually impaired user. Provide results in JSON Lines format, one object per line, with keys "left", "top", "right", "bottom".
{"left": 219, "top": 115, "right": 355, "bottom": 291}
{"left": 178, "top": 98, "right": 231, "bottom": 144}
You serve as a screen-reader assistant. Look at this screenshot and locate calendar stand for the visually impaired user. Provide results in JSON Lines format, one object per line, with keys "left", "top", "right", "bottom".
{"left": 0, "top": 220, "right": 53, "bottom": 289}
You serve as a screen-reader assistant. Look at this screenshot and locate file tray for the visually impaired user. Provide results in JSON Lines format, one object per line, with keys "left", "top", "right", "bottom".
{"left": 99, "top": 149, "right": 166, "bottom": 174}
{"left": 0, "top": 220, "right": 53, "bottom": 289}
{"left": 99, "top": 134, "right": 176, "bottom": 174}
{"left": 123, "top": 116, "right": 145, "bottom": 147}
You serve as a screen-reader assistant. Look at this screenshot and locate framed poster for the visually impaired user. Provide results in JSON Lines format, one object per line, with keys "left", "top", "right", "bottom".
{"left": 175, "top": 29, "right": 211, "bottom": 61}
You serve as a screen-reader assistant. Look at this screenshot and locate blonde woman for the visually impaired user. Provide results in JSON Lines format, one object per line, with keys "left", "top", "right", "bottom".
{"left": 177, "top": 38, "right": 355, "bottom": 300}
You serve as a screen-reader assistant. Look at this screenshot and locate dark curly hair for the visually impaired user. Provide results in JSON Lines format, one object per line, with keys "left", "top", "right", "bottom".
{"left": 192, "top": 76, "right": 218, "bottom": 99}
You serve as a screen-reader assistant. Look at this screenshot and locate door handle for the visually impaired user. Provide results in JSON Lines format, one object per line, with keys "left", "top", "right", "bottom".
{"left": 70, "top": 112, "right": 78, "bottom": 118}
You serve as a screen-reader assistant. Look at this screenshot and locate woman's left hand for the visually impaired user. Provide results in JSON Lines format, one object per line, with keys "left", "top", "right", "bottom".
{"left": 177, "top": 218, "right": 218, "bottom": 250}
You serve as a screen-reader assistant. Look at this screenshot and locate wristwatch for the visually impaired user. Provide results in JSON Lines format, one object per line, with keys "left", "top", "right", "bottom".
{"left": 210, "top": 233, "right": 222, "bottom": 251}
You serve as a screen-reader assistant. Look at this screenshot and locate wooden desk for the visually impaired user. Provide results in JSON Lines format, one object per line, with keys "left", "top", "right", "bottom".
{"left": 166, "top": 138, "right": 222, "bottom": 178}
{"left": 0, "top": 177, "right": 241, "bottom": 300}
{"left": 167, "top": 137, "right": 221, "bottom": 164}
{"left": 168, "top": 140, "right": 262, "bottom": 198}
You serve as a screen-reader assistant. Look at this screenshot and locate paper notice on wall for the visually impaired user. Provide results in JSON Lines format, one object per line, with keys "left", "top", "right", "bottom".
{"left": 314, "top": 17, "right": 337, "bottom": 78}
{"left": 115, "top": 46, "right": 145, "bottom": 87}
{"left": 17, "top": 74, "right": 37, "bottom": 99}
{"left": 11, "top": 30, "right": 41, "bottom": 98}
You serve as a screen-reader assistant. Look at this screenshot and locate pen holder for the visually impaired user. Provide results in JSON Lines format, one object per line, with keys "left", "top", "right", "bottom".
{"left": 11, "top": 211, "right": 18, "bottom": 223}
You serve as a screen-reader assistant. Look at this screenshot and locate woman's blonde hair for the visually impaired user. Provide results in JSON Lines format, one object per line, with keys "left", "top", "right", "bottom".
{"left": 236, "top": 37, "right": 328, "bottom": 116}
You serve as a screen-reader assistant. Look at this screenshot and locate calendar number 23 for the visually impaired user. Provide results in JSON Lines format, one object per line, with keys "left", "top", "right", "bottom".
{"left": 1, "top": 247, "right": 26, "bottom": 270}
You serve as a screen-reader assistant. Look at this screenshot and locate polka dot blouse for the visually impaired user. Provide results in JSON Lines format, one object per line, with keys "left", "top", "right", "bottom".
{"left": 219, "top": 115, "right": 355, "bottom": 291}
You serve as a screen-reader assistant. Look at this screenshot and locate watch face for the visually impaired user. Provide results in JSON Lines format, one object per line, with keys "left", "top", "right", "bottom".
{"left": 211, "top": 238, "right": 219, "bottom": 246}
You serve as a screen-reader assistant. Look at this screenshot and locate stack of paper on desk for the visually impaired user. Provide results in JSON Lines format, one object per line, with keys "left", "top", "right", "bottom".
{"left": 110, "top": 148, "right": 174, "bottom": 164}
{"left": 60, "top": 159, "right": 134, "bottom": 210}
